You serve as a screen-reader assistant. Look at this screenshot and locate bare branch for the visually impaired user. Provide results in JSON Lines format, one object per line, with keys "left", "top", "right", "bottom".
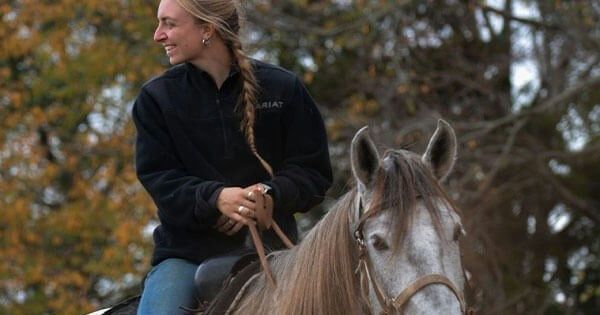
{"left": 480, "top": 7, "right": 498, "bottom": 40}
{"left": 487, "top": 288, "right": 534, "bottom": 315}
{"left": 479, "top": 4, "right": 561, "bottom": 30}
{"left": 539, "top": 143, "right": 600, "bottom": 161}
{"left": 472, "top": 119, "right": 527, "bottom": 201}
{"left": 245, "top": 2, "right": 408, "bottom": 38}
{"left": 540, "top": 168, "right": 600, "bottom": 224}
{"left": 458, "top": 76, "right": 600, "bottom": 135}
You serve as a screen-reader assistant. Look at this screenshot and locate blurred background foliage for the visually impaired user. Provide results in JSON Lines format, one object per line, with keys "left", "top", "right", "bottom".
{"left": 1, "top": 0, "right": 598, "bottom": 314}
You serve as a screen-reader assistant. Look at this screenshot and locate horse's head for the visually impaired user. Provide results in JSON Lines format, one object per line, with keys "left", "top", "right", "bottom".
{"left": 350, "top": 120, "right": 467, "bottom": 314}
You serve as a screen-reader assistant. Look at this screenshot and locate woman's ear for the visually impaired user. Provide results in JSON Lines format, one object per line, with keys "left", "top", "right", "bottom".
{"left": 199, "top": 23, "right": 215, "bottom": 41}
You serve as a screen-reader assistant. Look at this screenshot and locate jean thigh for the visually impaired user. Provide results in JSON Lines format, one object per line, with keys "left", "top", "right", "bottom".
{"left": 137, "top": 258, "right": 199, "bottom": 315}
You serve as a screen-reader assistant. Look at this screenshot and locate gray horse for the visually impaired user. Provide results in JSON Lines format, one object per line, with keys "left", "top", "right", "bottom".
{"left": 226, "top": 120, "right": 468, "bottom": 314}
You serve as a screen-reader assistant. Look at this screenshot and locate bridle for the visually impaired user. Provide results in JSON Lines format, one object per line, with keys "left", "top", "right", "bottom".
{"left": 352, "top": 196, "right": 472, "bottom": 315}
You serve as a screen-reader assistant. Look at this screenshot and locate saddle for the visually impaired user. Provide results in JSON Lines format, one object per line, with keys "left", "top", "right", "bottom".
{"left": 193, "top": 249, "right": 267, "bottom": 314}
{"left": 194, "top": 247, "right": 258, "bottom": 307}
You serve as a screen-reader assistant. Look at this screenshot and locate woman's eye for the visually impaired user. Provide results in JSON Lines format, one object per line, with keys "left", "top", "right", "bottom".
{"left": 370, "top": 235, "right": 389, "bottom": 251}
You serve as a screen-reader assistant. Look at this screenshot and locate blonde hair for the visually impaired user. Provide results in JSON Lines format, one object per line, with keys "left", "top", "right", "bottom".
{"left": 176, "top": 0, "right": 273, "bottom": 176}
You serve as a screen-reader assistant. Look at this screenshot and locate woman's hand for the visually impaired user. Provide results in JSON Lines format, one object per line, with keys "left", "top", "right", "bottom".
{"left": 214, "top": 187, "right": 260, "bottom": 235}
{"left": 244, "top": 184, "right": 274, "bottom": 230}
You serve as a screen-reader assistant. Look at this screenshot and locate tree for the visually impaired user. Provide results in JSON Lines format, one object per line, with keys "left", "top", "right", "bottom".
{"left": 1, "top": 1, "right": 161, "bottom": 313}
{"left": 245, "top": 0, "right": 599, "bottom": 313}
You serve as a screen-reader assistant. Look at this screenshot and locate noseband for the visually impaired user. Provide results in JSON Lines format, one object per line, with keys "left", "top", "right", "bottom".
{"left": 352, "top": 198, "right": 471, "bottom": 315}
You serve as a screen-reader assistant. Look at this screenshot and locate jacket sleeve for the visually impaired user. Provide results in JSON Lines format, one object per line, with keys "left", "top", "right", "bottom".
{"left": 132, "top": 87, "right": 224, "bottom": 230}
{"left": 262, "top": 77, "right": 333, "bottom": 214}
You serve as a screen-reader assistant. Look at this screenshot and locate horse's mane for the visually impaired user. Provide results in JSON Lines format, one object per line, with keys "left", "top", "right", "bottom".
{"left": 234, "top": 190, "right": 364, "bottom": 315}
{"left": 233, "top": 149, "right": 457, "bottom": 314}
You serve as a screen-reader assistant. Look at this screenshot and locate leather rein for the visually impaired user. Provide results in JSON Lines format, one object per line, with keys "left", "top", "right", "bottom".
{"left": 246, "top": 184, "right": 294, "bottom": 288}
{"left": 352, "top": 197, "right": 471, "bottom": 315}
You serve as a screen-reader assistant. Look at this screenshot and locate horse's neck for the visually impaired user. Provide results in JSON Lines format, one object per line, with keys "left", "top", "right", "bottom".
{"left": 279, "top": 206, "right": 363, "bottom": 312}
{"left": 233, "top": 197, "right": 365, "bottom": 315}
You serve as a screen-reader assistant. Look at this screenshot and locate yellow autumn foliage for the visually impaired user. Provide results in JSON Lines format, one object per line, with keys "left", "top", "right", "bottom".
{"left": 1, "top": 0, "right": 161, "bottom": 313}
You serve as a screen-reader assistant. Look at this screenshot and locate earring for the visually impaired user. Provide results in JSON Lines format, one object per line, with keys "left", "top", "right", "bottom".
{"left": 202, "top": 37, "right": 211, "bottom": 47}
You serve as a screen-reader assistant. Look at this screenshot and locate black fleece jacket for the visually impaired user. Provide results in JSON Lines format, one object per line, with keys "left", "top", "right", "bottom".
{"left": 132, "top": 60, "right": 333, "bottom": 266}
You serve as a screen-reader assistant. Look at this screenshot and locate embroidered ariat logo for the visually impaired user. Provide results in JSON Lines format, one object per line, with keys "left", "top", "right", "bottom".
{"left": 256, "top": 101, "right": 283, "bottom": 110}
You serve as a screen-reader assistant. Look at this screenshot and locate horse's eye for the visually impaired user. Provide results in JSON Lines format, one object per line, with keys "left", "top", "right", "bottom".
{"left": 370, "top": 235, "right": 389, "bottom": 251}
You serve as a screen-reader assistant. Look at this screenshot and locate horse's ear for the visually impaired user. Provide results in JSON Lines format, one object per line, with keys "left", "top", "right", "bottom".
{"left": 422, "top": 119, "right": 457, "bottom": 182}
{"left": 351, "top": 126, "right": 380, "bottom": 190}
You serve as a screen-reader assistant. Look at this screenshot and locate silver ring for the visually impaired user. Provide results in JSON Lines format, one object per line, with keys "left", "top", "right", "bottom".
{"left": 227, "top": 219, "right": 235, "bottom": 227}
{"left": 247, "top": 191, "right": 254, "bottom": 199}
{"left": 237, "top": 205, "right": 245, "bottom": 215}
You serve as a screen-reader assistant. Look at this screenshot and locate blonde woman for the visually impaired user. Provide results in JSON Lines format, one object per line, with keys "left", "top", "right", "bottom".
{"left": 132, "top": 0, "right": 332, "bottom": 313}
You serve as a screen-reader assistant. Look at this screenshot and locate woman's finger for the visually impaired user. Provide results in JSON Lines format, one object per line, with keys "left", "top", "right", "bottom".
{"left": 213, "top": 215, "right": 228, "bottom": 228}
{"left": 225, "top": 222, "right": 246, "bottom": 236}
{"left": 245, "top": 189, "right": 255, "bottom": 202}
{"left": 231, "top": 213, "right": 255, "bottom": 226}
{"left": 237, "top": 199, "right": 256, "bottom": 211}
{"left": 236, "top": 205, "right": 256, "bottom": 218}
{"left": 217, "top": 219, "right": 236, "bottom": 233}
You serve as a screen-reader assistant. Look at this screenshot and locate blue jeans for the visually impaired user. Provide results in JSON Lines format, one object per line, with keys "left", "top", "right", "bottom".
{"left": 137, "top": 258, "right": 199, "bottom": 315}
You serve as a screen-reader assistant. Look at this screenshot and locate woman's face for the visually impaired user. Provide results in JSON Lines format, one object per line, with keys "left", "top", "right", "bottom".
{"left": 154, "top": 0, "right": 207, "bottom": 65}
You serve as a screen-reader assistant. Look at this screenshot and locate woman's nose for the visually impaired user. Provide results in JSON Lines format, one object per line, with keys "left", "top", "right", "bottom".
{"left": 154, "top": 26, "right": 166, "bottom": 42}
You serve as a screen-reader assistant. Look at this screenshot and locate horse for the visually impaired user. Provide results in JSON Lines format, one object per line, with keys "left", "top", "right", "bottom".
{"left": 205, "top": 120, "right": 468, "bottom": 314}
{"left": 88, "top": 120, "right": 469, "bottom": 314}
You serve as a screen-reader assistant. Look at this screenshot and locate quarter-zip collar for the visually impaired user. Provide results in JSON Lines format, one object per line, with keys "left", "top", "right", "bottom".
{"left": 185, "top": 62, "right": 240, "bottom": 91}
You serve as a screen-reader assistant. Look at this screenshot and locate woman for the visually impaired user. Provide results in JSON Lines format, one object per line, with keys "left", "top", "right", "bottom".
{"left": 132, "top": 0, "right": 333, "bottom": 313}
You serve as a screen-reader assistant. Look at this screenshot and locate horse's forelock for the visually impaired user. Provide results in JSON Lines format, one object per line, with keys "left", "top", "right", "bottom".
{"left": 369, "top": 150, "right": 453, "bottom": 253}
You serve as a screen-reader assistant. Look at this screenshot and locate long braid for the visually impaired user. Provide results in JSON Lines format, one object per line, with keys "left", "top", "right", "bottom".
{"left": 227, "top": 31, "right": 274, "bottom": 177}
